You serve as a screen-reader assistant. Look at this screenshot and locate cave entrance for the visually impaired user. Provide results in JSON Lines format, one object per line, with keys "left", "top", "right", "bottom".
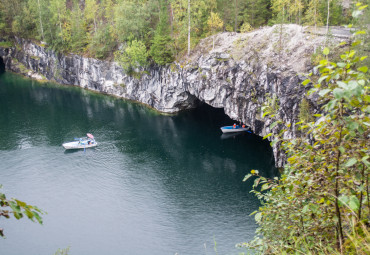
{"left": 0, "top": 57, "right": 5, "bottom": 74}
{"left": 174, "top": 102, "right": 277, "bottom": 177}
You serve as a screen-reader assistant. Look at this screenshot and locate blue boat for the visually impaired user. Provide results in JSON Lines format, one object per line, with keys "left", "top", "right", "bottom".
{"left": 220, "top": 125, "right": 252, "bottom": 133}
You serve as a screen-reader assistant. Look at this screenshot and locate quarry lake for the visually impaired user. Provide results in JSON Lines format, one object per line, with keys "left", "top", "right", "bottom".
{"left": 0, "top": 73, "right": 276, "bottom": 255}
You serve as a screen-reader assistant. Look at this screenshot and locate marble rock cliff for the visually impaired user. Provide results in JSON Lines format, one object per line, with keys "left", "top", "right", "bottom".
{"left": 0, "top": 24, "right": 347, "bottom": 167}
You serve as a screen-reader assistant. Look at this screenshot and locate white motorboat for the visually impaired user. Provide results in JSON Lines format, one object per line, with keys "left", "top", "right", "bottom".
{"left": 62, "top": 133, "right": 97, "bottom": 150}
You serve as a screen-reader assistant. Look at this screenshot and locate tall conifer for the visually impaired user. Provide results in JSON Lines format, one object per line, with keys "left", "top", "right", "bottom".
{"left": 150, "top": 0, "right": 175, "bottom": 65}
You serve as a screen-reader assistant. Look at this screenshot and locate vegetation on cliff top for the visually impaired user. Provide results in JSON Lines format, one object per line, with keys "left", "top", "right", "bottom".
{"left": 0, "top": 0, "right": 357, "bottom": 69}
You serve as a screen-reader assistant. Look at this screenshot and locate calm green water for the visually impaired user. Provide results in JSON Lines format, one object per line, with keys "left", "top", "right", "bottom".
{"left": 0, "top": 72, "right": 276, "bottom": 255}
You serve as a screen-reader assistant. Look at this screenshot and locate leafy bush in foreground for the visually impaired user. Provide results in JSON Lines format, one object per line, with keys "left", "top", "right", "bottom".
{"left": 0, "top": 185, "right": 44, "bottom": 237}
{"left": 241, "top": 4, "right": 369, "bottom": 254}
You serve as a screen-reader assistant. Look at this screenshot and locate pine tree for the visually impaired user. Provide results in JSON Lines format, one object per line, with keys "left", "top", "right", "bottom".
{"left": 242, "top": 0, "right": 271, "bottom": 28}
{"left": 304, "top": 0, "right": 323, "bottom": 28}
{"left": 114, "top": 0, "right": 150, "bottom": 43}
{"left": 85, "top": 0, "right": 99, "bottom": 34}
{"left": 36, "top": 0, "right": 45, "bottom": 41}
{"left": 150, "top": 0, "right": 175, "bottom": 65}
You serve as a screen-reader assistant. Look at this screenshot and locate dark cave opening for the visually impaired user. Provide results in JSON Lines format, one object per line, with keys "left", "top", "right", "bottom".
{"left": 175, "top": 102, "right": 277, "bottom": 177}
{"left": 0, "top": 57, "right": 5, "bottom": 74}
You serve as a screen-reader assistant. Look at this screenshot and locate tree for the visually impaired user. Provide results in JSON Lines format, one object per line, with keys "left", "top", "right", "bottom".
{"left": 69, "top": 1, "right": 88, "bottom": 53}
{"left": 0, "top": 185, "right": 44, "bottom": 237}
{"left": 84, "top": 0, "right": 99, "bottom": 34}
{"left": 207, "top": 12, "right": 223, "bottom": 50}
{"left": 234, "top": 0, "right": 238, "bottom": 32}
{"left": 48, "top": 0, "right": 68, "bottom": 50}
{"left": 240, "top": 22, "right": 252, "bottom": 33}
{"left": 0, "top": 10, "right": 5, "bottom": 34}
{"left": 114, "top": 0, "right": 150, "bottom": 43}
{"left": 304, "top": 0, "right": 323, "bottom": 29}
{"left": 326, "top": 0, "right": 330, "bottom": 35}
{"left": 150, "top": 0, "right": 175, "bottom": 65}
{"left": 90, "top": 24, "right": 116, "bottom": 59}
{"left": 353, "top": 1, "right": 370, "bottom": 67}
{"left": 11, "top": 4, "right": 37, "bottom": 38}
{"left": 115, "top": 39, "right": 148, "bottom": 70}
{"left": 288, "top": 0, "right": 304, "bottom": 24}
{"left": 0, "top": 0, "right": 24, "bottom": 35}
{"left": 271, "top": 0, "right": 290, "bottom": 24}
{"left": 242, "top": 0, "right": 271, "bottom": 28}
{"left": 187, "top": 0, "right": 191, "bottom": 55}
{"left": 319, "top": 0, "right": 347, "bottom": 28}
{"left": 242, "top": 4, "right": 370, "bottom": 253}
{"left": 36, "top": 0, "right": 45, "bottom": 41}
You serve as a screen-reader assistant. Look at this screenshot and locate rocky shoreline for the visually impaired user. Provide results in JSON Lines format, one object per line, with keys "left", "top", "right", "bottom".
{"left": 0, "top": 24, "right": 348, "bottom": 167}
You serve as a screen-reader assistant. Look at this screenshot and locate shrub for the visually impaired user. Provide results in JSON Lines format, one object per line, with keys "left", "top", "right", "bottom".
{"left": 115, "top": 39, "right": 148, "bottom": 71}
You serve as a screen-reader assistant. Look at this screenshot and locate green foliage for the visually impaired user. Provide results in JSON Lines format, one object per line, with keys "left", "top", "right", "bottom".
{"left": 261, "top": 93, "right": 280, "bottom": 119}
{"left": 207, "top": 12, "right": 224, "bottom": 34}
{"left": 241, "top": 0, "right": 271, "bottom": 28}
{"left": 207, "top": 11, "right": 223, "bottom": 49}
{"left": 240, "top": 23, "right": 252, "bottom": 33}
{"left": 303, "top": 0, "right": 323, "bottom": 27}
{"left": 243, "top": 7, "right": 370, "bottom": 253}
{"left": 11, "top": 4, "right": 37, "bottom": 38}
{"left": 150, "top": 0, "right": 174, "bottom": 65}
{"left": 318, "top": 0, "right": 348, "bottom": 26}
{"left": 298, "top": 97, "right": 314, "bottom": 122}
{"left": 0, "top": 8, "right": 5, "bottom": 34}
{"left": 69, "top": 2, "right": 88, "bottom": 54}
{"left": 54, "top": 246, "right": 70, "bottom": 255}
{"left": 0, "top": 185, "right": 44, "bottom": 237}
{"left": 0, "top": 41, "right": 13, "bottom": 48}
{"left": 113, "top": 0, "right": 151, "bottom": 42}
{"left": 89, "top": 25, "right": 116, "bottom": 59}
{"left": 353, "top": 1, "right": 370, "bottom": 67}
{"left": 0, "top": 0, "right": 363, "bottom": 63}
{"left": 311, "top": 47, "right": 326, "bottom": 66}
{"left": 115, "top": 40, "right": 148, "bottom": 71}
{"left": 150, "top": 34, "right": 175, "bottom": 65}
{"left": 225, "top": 24, "right": 233, "bottom": 32}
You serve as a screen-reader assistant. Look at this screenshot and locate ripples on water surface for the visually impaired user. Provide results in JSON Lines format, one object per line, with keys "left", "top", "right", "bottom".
{"left": 0, "top": 73, "right": 276, "bottom": 255}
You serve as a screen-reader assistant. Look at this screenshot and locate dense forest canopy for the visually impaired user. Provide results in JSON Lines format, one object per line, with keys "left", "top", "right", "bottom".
{"left": 0, "top": 0, "right": 355, "bottom": 66}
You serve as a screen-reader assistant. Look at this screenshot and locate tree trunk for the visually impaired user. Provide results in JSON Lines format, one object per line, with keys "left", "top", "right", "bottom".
{"left": 187, "top": 0, "right": 191, "bottom": 56}
{"left": 358, "top": 163, "right": 365, "bottom": 220}
{"left": 234, "top": 0, "right": 238, "bottom": 32}
{"left": 251, "top": 2, "right": 255, "bottom": 27}
{"left": 326, "top": 0, "right": 330, "bottom": 36}
{"left": 170, "top": 3, "right": 174, "bottom": 36}
{"left": 334, "top": 115, "right": 344, "bottom": 252}
{"left": 37, "top": 0, "right": 45, "bottom": 41}
{"left": 314, "top": 4, "right": 317, "bottom": 33}
{"left": 314, "top": 4, "right": 317, "bottom": 52}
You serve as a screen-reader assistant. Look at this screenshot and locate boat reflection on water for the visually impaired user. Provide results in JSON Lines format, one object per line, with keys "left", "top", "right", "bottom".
{"left": 220, "top": 132, "right": 245, "bottom": 140}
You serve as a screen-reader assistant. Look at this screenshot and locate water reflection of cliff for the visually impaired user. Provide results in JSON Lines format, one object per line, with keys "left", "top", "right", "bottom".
{"left": 0, "top": 73, "right": 277, "bottom": 254}
{"left": 1, "top": 73, "right": 276, "bottom": 177}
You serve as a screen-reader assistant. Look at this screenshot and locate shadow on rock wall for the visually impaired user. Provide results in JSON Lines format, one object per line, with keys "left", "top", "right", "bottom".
{"left": 0, "top": 57, "right": 5, "bottom": 74}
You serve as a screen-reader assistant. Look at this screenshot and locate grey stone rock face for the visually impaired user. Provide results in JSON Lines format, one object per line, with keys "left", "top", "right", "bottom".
{"left": 0, "top": 25, "right": 345, "bottom": 167}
